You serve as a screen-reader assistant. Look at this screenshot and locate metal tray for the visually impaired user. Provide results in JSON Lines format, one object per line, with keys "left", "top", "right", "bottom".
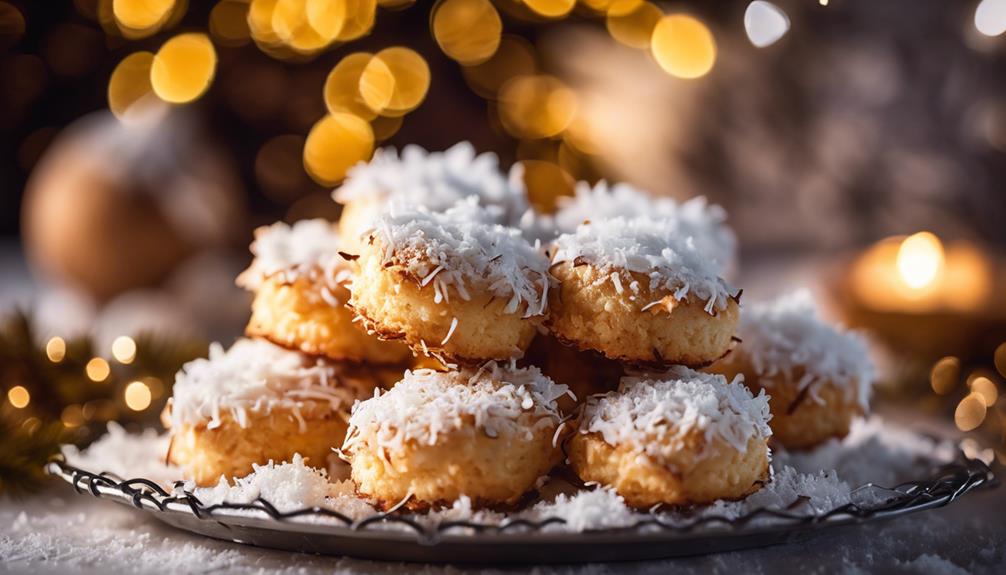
{"left": 46, "top": 445, "right": 996, "bottom": 564}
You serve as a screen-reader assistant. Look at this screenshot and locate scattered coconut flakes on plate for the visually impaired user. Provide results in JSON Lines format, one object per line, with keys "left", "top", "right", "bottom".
{"left": 235, "top": 219, "right": 350, "bottom": 292}
{"left": 738, "top": 289, "right": 875, "bottom": 410}
{"left": 373, "top": 199, "right": 553, "bottom": 317}
{"left": 552, "top": 215, "right": 735, "bottom": 313}
{"left": 61, "top": 422, "right": 177, "bottom": 485}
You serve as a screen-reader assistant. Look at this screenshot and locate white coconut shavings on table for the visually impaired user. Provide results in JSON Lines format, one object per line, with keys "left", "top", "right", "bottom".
{"left": 168, "top": 338, "right": 370, "bottom": 432}
{"left": 553, "top": 181, "right": 738, "bottom": 273}
{"left": 552, "top": 215, "right": 735, "bottom": 313}
{"left": 343, "top": 363, "right": 570, "bottom": 457}
{"left": 373, "top": 200, "right": 553, "bottom": 317}
{"left": 580, "top": 367, "right": 772, "bottom": 465}
{"left": 235, "top": 219, "right": 350, "bottom": 292}
{"left": 738, "top": 289, "right": 875, "bottom": 410}
{"left": 61, "top": 422, "right": 178, "bottom": 485}
{"left": 334, "top": 142, "right": 530, "bottom": 234}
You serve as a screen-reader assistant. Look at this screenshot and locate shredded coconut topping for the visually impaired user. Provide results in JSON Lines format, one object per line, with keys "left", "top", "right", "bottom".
{"left": 334, "top": 142, "right": 529, "bottom": 236}
{"left": 554, "top": 181, "right": 737, "bottom": 273}
{"left": 738, "top": 289, "right": 874, "bottom": 410}
{"left": 235, "top": 219, "right": 350, "bottom": 292}
{"left": 551, "top": 215, "right": 735, "bottom": 313}
{"left": 343, "top": 363, "right": 571, "bottom": 456}
{"left": 580, "top": 366, "right": 772, "bottom": 465}
{"left": 372, "top": 200, "right": 553, "bottom": 316}
{"left": 168, "top": 339, "right": 371, "bottom": 432}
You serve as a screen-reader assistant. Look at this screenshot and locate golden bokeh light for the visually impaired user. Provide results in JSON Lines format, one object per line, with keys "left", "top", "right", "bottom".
{"left": 303, "top": 112, "right": 375, "bottom": 185}
{"left": 324, "top": 52, "right": 379, "bottom": 120}
{"left": 0, "top": 2, "right": 26, "bottom": 44}
{"left": 930, "top": 356, "right": 960, "bottom": 395}
{"left": 272, "top": 0, "right": 335, "bottom": 53}
{"left": 333, "top": 0, "right": 376, "bottom": 41}
{"left": 432, "top": 0, "right": 502, "bottom": 65}
{"left": 360, "top": 47, "right": 431, "bottom": 116}
{"left": 651, "top": 14, "right": 717, "bottom": 79}
{"left": 996, "top": 342, "right": 1006, "bottom": 378}
{"left": 969, "top": 376, "right": 999, "bottom": 407}
{"left": 523, "top": 0, "right": 575, "bottom": 19}
{"left": 61, "top": 405, "right": 85, "bottom": 428}
{"left": 521, "top": 160, "right": 575, "bottom": 213}
{"left": 896, "top": 231, "right": 944, "bottom": 290}
{"left": 85, "top": 357, "right": 111, "bottom": 382}
{"left": 151, "top": 33, "right": 218, "bottom": 103}
{"left": 249, "top": 0, "right": 282, "bottom": 46}
{"left": 607, "top": 1, "right": 661, "bottom": 50}
{"left": 108, "top": 51, "right": 157, "bottom": 120}
{"left": 124, "top": 380, "right": 153, "bottom": 411}
{"left": 112, "top": 0, "right": 175, "bottom": 31}
{"left": 371, "top": 114, "right": 404, "bottom": 141}
{"left": 955, "top": 393, "right": 987, "bottom": 431}
{"left": 7, "top": 385, "right": 30, "bottom": 409}
{"left": 498, "top": 75, "right": 577, "bottom": 139}
{"left": 46, "top": 336, "right": 67, "bottom": 363}
{"left": 111, "top": 335, "right": 137, "bottom": 364}
{"left": 462, "top": 34, "right": 537, "bottom": 99}
{"left": 605, "top": 0, "right": 644, "bottom": 17}
{"left": 209, "top": 0, "right": 251, "bottom": 46}
{"left": 305, "top": 0, "right": 347, "bottom": 40}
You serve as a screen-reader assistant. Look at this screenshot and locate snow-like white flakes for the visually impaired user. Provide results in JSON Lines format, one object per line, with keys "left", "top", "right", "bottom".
{"left": 61, "top": 422, "right": 177, "bottom": 485}
{"left": 342, "top": 363, "right": 571, "bottom": 457}
{"left": 554, "top": 181, "right": 737, "bottom": 273}
{"left": 334, "top": 141, "right": 530, "bottom": 237}
{"left": 235, "top": 219, "right": 350, "bottom": 293}
{"left": 738, "top": 289, "right": 875, "bottom": 410}
{"left": 580, "top": 366, "right": 772, "bottom": 466}
{"left": 373, "top": 200, "right": 553, "bottom": 317}
{"left": 168, "top": 339, "right": 370, "bottom": 432}
{"left": 552, "top": 214, "right": 734, "bottom": 313}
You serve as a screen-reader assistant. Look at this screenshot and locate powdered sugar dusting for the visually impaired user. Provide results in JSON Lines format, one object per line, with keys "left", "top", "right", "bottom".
{"left": 580, "top": 366, "right": 772, "bottom": 464}
{"left": 739, "top": 289, "right": 874, "bottom": 410}
{"left": 342, "top": 363, "right": 570, "bottom": 457}
{"left": 168, "top": 339, "right": 372, "bottom": 431}
{"left": 552, "top": 216, "right": 734, "bottom": 313}
{"left": 555, "top": 181, "right": 737, "bottom": 273}
{"left": 235, "top": 219, "right": 350, "bottom": 292}
{"left": 372, "top": 200, "right": 552, "bottom": 317}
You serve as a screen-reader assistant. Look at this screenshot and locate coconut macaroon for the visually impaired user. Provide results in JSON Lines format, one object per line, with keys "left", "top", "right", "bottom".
{"left": 716, "top": 290, "right": 874, "bottom": 449}
{"left": 165, "top": 338, "right": 379, "bottom": 486}
{"left": 522, "top": 335, "right": 622, "bottom": 414}
{"left": 349, "top": 201, "right": 552, "bottom": 363}
{"left": 554, "top": 181, "right": 737, "bottom": 275}
{"left": 341, "top": 363, "right": 572, "bottom": 510}
{"left": 568, "top": 367, "right": 772, "bottom": 508}
{"left": 236, "top": 219, "right": 410, "bottom": 364}
{"left": 333, "top": 142, "right": 529, "bottom": 254}
{"left": 548, "top": 216, "right": 740, "bottom": 368}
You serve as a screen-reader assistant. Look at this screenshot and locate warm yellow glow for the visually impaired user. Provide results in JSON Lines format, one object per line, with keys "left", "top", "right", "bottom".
{"left": 819, "top": 0, "right": 829, "bottom": 5}
{"left": 124, "top": 380, "right": 153, "bottom": 411}
{"left": 432, "top": 0, "right": 502, "bottom": 65}
{"left": 111, "top": 336, "right": 137, "bottom": 364}
{"left": 272, "top": 0, "right": 332, "bottom": 52}
{"left": 151, "top": 33, "right": 218, "bottom": 103}
{"left": 995, "top": 342, "right": 1006, "bottom": 378}
{"left": 209, "top": 0, "right": 251, "bottom": 46}
{"left": 61, "top": 405, "right": 84, "bottom": 428}
{"left": 85, "top": 357, "right": 111, "bottom": 382}
{"left": 607, "top": 2, "right": 661, "bottom": 50}
{"left": 46, "top": 336, "right": 66, "bottom": 363}
{"left": 371, "top": 114, "right": 404, "bottom": 141}
{"left": 325, "top": 52, "right": 379, "bottom": 120}
{"left": 955, "top": 393, "right": 987, "bottom": 431}
{"left": 498, "top": 75, "right": 577, "bottom": 139}
{"left": 108, "top": 51, "right": 157, "bottom": 120}
{"left": 930, "top": 356, "right": 960, "bottom": 395}
{"left": 524, "top": 0, "right": 575, "bottom": 18}
{"left": 606, "top": 0, "right": 644, "bottom": 16}
{"left": 462, "top": 35, "right": 537, "bottom": 99}
{"left": 969, "top": 376, "right": 999, "bottom": 407}
{"left": 521, "top": 160, "right": 575, "bottom": 213}
{"left": 7, "top": 385, "right": 30, "bottom": 409}
{"left": 651, "top": 14, "right": 717, "bottom": 79}
{"left": 333, "top": 0, "right": 376, "bottom": 41}
{"left": 895, "top": 231, "right": 944, "bottom": 290}
{"left": 112, "top": 0, "right": 175, "bottom": 31}
{"left": 360, "top": 47, "right": 431, "bottom": 116}
{"left": 305, "top": 0, "right": 347, "bottom": 40}
{"left": 303, "top": 112, "right": 375, "bottom": 185}
{"left": 249, "top": 0, "right": 282, "bottom": 45}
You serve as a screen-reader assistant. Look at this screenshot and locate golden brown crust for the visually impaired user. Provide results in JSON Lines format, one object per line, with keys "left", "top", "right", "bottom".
{"left": 522, "top": 334, "right": 622, "bottom": 414}
{"left": 567, "top": 431, "right": 769, "bottom": 508}
{"left": 547, "top": 262, "right": 739, "bottom": 367}
{"left": 246, "top": 275, "right": 411, "bottom": 364}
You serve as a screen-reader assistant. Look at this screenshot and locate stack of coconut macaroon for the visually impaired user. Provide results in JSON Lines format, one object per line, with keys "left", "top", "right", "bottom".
{"left": 164, "top": 143, "right": 874, "bottom": 510}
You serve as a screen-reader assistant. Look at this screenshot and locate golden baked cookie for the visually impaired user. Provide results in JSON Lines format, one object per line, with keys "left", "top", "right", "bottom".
{"left": 568, "top": 366, "right": 772, "bottom": 508}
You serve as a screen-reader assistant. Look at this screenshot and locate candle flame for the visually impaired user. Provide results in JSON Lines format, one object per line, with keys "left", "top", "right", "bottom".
{"left": 896, "top": 231, "right": 944, "bottom": 289}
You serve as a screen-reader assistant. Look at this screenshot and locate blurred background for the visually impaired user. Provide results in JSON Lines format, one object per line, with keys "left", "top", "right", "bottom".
{"left": 1, "top": 0, "right": 1005, "bottom": 492}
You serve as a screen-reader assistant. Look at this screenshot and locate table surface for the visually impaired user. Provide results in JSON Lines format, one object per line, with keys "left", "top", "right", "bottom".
{"left": 2, "top": 243, "right": 1005, "bottom": 574}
